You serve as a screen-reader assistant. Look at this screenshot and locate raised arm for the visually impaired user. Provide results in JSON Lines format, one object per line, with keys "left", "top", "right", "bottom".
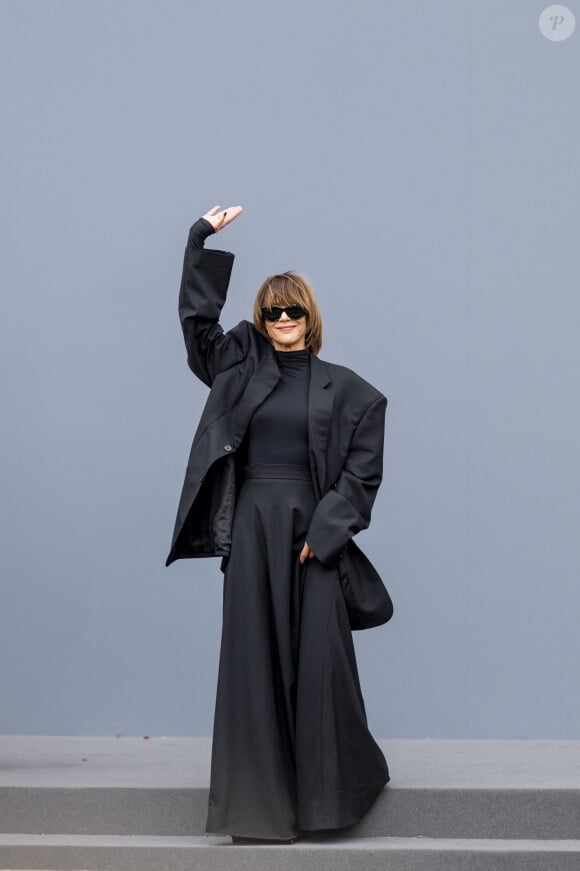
{"left": 178, "top": 204, "right": 246, "bottom": 387}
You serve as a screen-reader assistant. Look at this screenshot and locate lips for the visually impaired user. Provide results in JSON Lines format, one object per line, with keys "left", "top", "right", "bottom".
{"left": 277, "top": 326, "right": 295, "bottom": 331}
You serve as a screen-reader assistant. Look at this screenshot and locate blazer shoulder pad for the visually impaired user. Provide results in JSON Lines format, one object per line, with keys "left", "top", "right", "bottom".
{"left": 221, "top": 320, "right": 273, "bottom": 370}
{"left": 323, "top": 359, "right": 387, "bottom": 406}
{"left": 228, "top": 318, "right": 253, "bottom": 342}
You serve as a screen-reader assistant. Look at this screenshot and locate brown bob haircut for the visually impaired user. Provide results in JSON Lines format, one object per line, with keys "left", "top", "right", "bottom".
{"left": 252, "top": 271, "right": 323, "bottom": 356}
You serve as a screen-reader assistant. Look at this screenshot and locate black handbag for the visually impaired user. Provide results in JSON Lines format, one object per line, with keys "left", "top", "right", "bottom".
{"left": 337, "top": 540, "right": 394, "bottom": 631}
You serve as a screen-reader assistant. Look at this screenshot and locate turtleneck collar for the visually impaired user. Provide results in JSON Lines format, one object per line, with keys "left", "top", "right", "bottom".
{"left": 274, "top": 346, "right": 311, "bottom": 374}
{"left": 275, "top": 347, "right": 310, "bottom": 361}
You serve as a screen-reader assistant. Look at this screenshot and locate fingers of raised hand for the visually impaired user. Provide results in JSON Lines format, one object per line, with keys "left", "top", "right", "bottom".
{"left": 201, "top": 205, "right": 222, "bottom": 231}
{"left": 202, "top": 204, "right": 243, "bottom": 232}
{"left": 221, "top": 205, "right": 243, "bottom": 227}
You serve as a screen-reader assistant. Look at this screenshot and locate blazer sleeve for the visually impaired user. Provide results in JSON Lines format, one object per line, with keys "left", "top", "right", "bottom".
{"left": 305, "top": 394, "right": 388, "bottom": 568}
{"left": 178, "top": 245, "right": 250, "bottom": 387}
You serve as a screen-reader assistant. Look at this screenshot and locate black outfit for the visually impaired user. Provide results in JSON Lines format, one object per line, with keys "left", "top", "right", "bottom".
{"left": 239, "top": 348, "right": 311, "bottom": 466}
{"left": 188, "top": 220, "right": 389, "bottom": 840}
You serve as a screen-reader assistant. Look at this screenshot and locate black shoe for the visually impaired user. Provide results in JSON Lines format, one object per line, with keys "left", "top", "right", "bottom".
{"left": 231, "top": 835, "right": 297, "bottom": 845}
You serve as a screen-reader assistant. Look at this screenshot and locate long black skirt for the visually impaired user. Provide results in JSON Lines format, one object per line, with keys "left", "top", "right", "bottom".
{"left": 205, "top": 463, "right": 389, "bottom": 840}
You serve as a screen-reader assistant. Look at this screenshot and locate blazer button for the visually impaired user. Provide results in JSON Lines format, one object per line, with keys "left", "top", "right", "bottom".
{"left": 199, "top": 474, "right": 205, "bottom": 482}
{"left": 224, "top": 444, "right": 232, "bottom": 452}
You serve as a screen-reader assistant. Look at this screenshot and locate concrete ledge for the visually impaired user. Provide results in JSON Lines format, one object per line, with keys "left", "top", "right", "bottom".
{"left": 0, "top": 834, "right": 579, "bottom": 871}
{"left": 3, "top": 737, "right": 579, "bottom": 789}
{"left": 2, "top": 785, "right": 579, "bottom": 840}
{"left": 1, "top": 737, "right": 579, "bottom": 839}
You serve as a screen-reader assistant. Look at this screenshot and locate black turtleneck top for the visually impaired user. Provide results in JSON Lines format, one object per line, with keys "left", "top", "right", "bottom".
{"left": 188, "top": 217, "right": 311, "bottom": 466}
{"left": 245, "top": 347, "right": 310, "bottom": 465}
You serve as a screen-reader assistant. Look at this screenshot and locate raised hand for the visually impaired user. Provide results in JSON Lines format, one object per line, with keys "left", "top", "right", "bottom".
{"left": 202, "top": 204, "right": 243, "bottom": 233}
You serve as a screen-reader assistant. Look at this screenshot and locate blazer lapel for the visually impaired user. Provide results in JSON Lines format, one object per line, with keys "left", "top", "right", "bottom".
{"left": 233, "top": 349, "right": 281, "bottom": 436}
{"left": 308, "top": 353, "right": 334, "bottom": 500}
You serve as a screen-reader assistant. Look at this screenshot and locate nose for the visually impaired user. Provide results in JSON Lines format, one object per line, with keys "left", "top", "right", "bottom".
{"left": 279, "top": 311, "right": 291, "bottom": 321}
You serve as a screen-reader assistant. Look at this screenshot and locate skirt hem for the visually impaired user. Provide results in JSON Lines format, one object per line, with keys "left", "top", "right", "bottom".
{"left": 205, "top": 776, "right": 390, "bottom": 840}
{"left": 297, "top": 775, "right": 390, "bottom": 831}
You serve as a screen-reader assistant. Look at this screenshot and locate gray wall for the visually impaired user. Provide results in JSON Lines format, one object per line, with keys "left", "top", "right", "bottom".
{"left": 1, "top": 0, "right": 578, "bottom": 738}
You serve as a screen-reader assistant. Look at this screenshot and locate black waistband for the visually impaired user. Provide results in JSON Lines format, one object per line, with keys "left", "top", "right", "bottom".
{"left": 241, "top": 463, "right": 312, "bottom": 481}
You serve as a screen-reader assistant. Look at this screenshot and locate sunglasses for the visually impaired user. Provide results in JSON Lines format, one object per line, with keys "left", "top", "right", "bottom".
{"left": 261, "top": 305, "right": 307, "bottom": 322}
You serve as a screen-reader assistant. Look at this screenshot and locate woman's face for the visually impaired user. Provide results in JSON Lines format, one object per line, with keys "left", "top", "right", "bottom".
{"left": 264, "top": 308, "right": 308, "bottom": 352}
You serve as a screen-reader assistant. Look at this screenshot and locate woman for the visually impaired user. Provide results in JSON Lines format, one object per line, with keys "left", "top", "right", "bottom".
{"left": 166, "top": 204, "right": 391, "bottom": 844}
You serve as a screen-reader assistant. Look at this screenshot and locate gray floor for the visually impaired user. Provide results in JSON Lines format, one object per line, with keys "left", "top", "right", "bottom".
{"left": 1, "top": 737, "right": 580, "bottom": 870}
{"left": 2, "top": 735, "right": 580, "bottom": 788}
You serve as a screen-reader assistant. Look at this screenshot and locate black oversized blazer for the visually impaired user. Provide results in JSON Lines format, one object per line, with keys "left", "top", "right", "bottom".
{"left": 165, "top": 243, "right": 393, "bottom": 624}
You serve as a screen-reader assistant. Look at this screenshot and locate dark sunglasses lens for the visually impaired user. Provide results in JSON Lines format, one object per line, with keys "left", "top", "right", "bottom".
{"left": 286, "top": 305, "right": 306, "bottom": 319}
{"left": 261, "top": 305, "right": 306, "bottom": 321}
